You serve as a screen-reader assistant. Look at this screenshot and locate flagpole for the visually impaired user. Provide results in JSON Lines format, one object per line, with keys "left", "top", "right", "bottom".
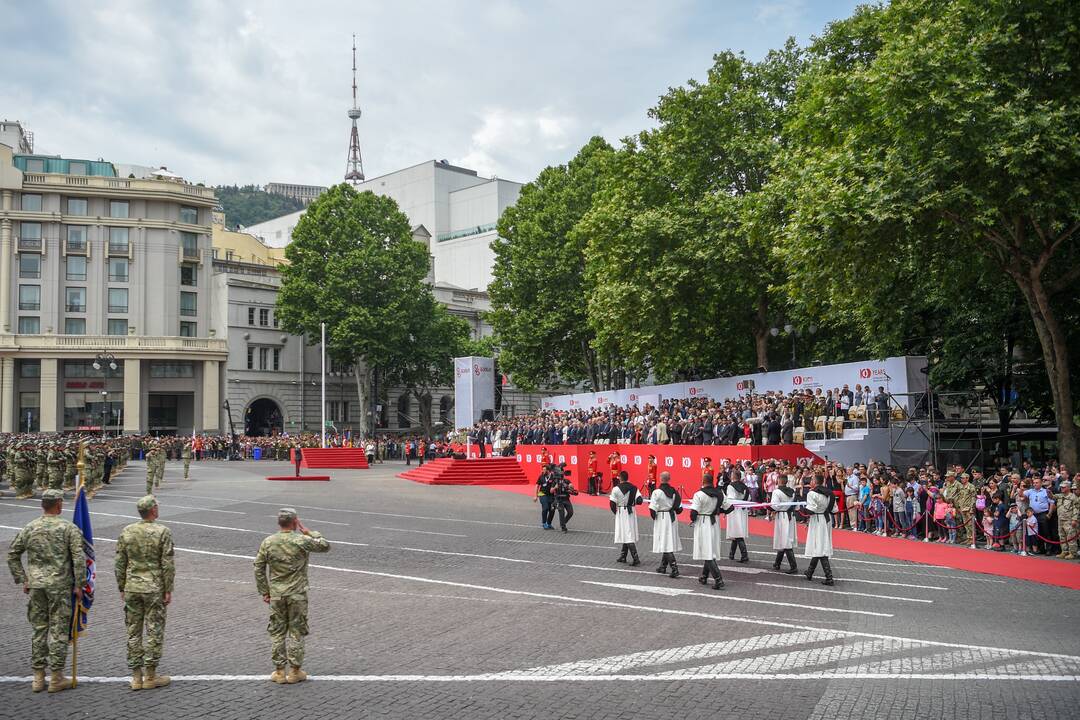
{"left": 70, "top": 442, "right": 87, "bottom": 688}
{"left": 320, "top": 322, "right": 327, "bottom": 449}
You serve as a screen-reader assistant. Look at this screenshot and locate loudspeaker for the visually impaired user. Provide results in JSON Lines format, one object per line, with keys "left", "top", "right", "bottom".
{"left": 481, "top": 409, "right": 495, "bottom": 422}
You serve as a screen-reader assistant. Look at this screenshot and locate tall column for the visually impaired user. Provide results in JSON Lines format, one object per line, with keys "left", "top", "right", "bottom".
{"left": 123, "top": 358, "right": 141, "bottom": 433}
{"left": 0, "top": 190, "right": 12, "bottom": 333}
{"left": 39, "top": 358, "right": 58, "bottom": 433}
{"left": 0, "top": 356, "right": 14, "bottom": 433}
{"left": 201, "top": 360, "right": 220, "bottom": 432}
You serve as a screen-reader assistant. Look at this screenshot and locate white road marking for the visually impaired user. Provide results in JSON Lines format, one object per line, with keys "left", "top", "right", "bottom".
{"left": 382, "top": 546, "right": 534, "bottom": 564}
{"left": 754, "top": 582, "right": 934, "bottom": 603}
{"left": 744, "top": 549, "right": 948, "bottom": 569}
{"left": 91, "top": 498, "right": 246, "bottom": 515}
{"left": 836, "top": 577, "right": 947, "bottom": 590}
{"left": 372, "top": 526, "right": 468, "bottom": 538}
{"left": 269, "top": 515, "right": 351, "bottom": 526}
{"left": 662, "top": 639, "right": 901, "bottom": 677}
{"left": 581, "top": 581, "right": 894, "bottom": 618}
{"left": 497, "top": 538, "right": 614, "bottom": 550}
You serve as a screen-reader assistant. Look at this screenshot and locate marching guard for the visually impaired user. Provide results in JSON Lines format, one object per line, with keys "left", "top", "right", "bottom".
{"left": 723, "top": 474, "right": 751, "bottom": 563}
{"left": 609, "top": 470, "right": 643, "bottom": 565}
{"left": 770, "top": 475, "right": 799, "bottom": 573}
{"left": 649, "top": 471, "right": 683, "bottom": 578}
{"left": 803, "top": 475, "right": 836, "bottom": 585}
{"left": 690, "top": 474, "right": 725, "bottom": 589}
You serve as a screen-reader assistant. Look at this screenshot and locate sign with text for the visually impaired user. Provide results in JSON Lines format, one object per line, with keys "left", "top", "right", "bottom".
{"left": 454, "top": 356, "right": 495, "bottom": 430}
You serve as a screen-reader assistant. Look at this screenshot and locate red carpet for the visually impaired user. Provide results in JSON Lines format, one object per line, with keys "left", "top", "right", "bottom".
{"left": 399, "top": 458, "right": 528, "bottom": 485}
{"left": 266, "top": 475, "right": 330, "bottom": 481}
{"left": 484, "top": 483, "right": 1080, "bottom": 590}
{"left": 300, "top": 448, "right": 369, "bottom": 469}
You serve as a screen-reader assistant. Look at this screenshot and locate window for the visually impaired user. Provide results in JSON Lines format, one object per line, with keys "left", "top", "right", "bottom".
{"left": 25, "top": 158, "right": 44, "bottom": 173}
{"left": 259, "top": 308, "right": 269, "bottom": 326}
{"left": 17, "top": 317, "right": 40, "bottom": 334}
{"left": 64, "top": 391, "right": 122, "bottom": 430}
{"left": 18, "top": 253, "right": 40, "bottom": 279}
{"left": 107, "top": 319, "right": 128, "bottom": 336}
{"left": 19, "top": 360, "right": 40, "bottom": 378}
{"left": 180, "top": 291, "right": 197, "bottom": 317}
{"left": 65, "top": 287, "right": 86, "bottom": 313}
{"left": 109, "top": 200, "right": 129, "bottom": 218}
{"left": 272, "top": 313, "right": 279, "bottom": 328}
{"left": 19, "top": 393, "right": 40, "bottom": 433}
{"left": 64, "top": 359, "right": 122, "bottom": 378}
{"left": 68, "top": 161, "right": 87, "bottom": 176}
{"left": 246, "top": 347, "right": 255, "bottom": 369}
{"left": 211, "top": 248, "right": 219, "bottom": 259}
{"left": 180, "top": 231, "right": 198, "bottom": 259}
{"left": 109, "top": 257, "right": 129, "bottom": 282}
{"left": 327, "top": 401, "right": 349, "bottom": 423}
{"left": 440, "top": 395, "right": 453, "bottom": 425}
{"left": 150, "top": 362, "right": 194, "bottom": 378}
{"left": 108, "top": 288, "right": 128, "bottom": 313}
{"left": 397, "top": 394, "right": 411, "bottom": 428}
{"left": 272, "top": 348, "right": 281, "bottom": 370}
{"left": 247, "top": 307, "right": 256, "bottom": 325}
{"left": 18, "top": 222, "right": 41, "bottom": 250}
{"left": 179, "top": 321, "right": 197, "bottom": 337}
{"left": 148, "top": 395, "right": 178, "bottom": 428}
{"left": 64, "top": 318, "right": 86, "bottom": 335}
{"left": 180, "top": 206, "right": 198, "bottom": 224}
{"left": 67, "top": 198, "right": 88, "bottom": 216}
{"left": 109, "top": 227, "right": 129, "bottom": 254}
{"left": 180, "top": 265, "right": 197, "bottom": 286}
{"left": 18, "top": 285, "right": 40, "bottom": 311}
{"left": 225, "top": 250, "right": 235, "bottom": 261}
{"left": 21, "top": 194, "right": 41, "bottom": 211}
{"left": 66, "top": 256, "right": 87, "bottom": 281}
{"left": 259, "top": 347, "right": 269, "bottom": 370}
{"left": 66, "top": 225, "right": 87, "bottom": 252}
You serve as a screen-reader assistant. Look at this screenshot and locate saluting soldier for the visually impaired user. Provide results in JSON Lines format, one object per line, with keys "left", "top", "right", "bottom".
{"left": 1054, "top": 480, "right": 1078, "bottom": 559}
{"left": 13, "top": 443, "right": 34, "bottom": 499}
{"left": 6, "top": 489, "right": 86, "bottom": 693}
{"left": 254, "top": 509, "right": 330, "bottom": 684}
{"left": 115, "top": 495, "right": 175, "bottom": 690}
{"left": 182, "top": 441, "right": 192, "bottom": 481}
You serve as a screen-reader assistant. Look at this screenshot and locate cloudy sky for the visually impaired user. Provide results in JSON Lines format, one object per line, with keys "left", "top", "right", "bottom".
{"left": 3, "top": 0, "right": 861, "bottom": 187}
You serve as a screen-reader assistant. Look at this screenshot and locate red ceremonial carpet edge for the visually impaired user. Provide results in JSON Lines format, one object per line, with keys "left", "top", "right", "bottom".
{"left": 266, "top": 475, "right": 331, "bottom": 482}
{"left": 482, "top": 482, "right": 1080, "bottom": 591}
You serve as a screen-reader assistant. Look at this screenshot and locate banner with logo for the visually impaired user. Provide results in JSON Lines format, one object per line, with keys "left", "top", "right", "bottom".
{"left": 454, "top": 357, "right": 495, "bottom": 429}
{"left": 538, "top": 356, "right": 927, "bottom": 413}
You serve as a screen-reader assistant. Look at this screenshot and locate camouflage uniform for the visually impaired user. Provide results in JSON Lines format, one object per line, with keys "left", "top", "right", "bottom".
{"left": 46, "top": 448, "right": 63, "bottom": 491}
{"left": 115, "top": 498, "right": 175, "bottom": 672}
{"left": 6, "top": 493, "right": 87, "bottom": 672}
{"left": 1054, "top": 485, "right": 1078, "bottom": 558}
{"left": 34, "top": 448, "right": 47, "bottom": 492}
{"left": 253, "top": 511, "right": 330, "bottom": 673}
{"left": 182, "top": 443, "right": 192, "bottom": 480}
{"left": 13, "top": 446, "right": 34, "bottom": 499}
{"left": 63, "top": 446, "right": 77, "bottom": 491}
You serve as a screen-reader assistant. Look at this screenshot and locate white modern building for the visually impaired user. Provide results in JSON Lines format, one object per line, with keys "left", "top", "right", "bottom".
{"left": 246, "top": 160, "right": 521, "bottom": 292}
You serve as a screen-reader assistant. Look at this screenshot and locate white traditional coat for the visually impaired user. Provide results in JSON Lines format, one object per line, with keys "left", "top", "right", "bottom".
{"left": 803, "top": 489, "right": 835, "bottom": 558}
{"left": 770, "top": 487, "right": 798, "bottom": 551}
{"left": 723, "top": 483, "right": 750, "bottom": 540}
{"left": 649, "top": 487, "right": 682, "bottom": 553}
{"left": 609, "top": 484, "right": 640, "bottom": 544}
{"left": 690, "top": 489, "right": 723, "bottom": 560}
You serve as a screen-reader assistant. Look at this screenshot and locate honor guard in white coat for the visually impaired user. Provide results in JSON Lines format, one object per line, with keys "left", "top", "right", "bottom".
{"left": 689, "top": 476, "right": 724, "bottom": 589}
{"left": 649, "top": 471, "right": 683, "bottom": 578}
{"left": 803, "top": 476, "right": 836, "bottom": 585}
{"left": 723, "top": 476, "right": 751, "bottom": 563}
{"left": 609, "top": 471, "right": 643, "bottom": 566}
{"left": 770, "top": 475, "right": 799, "bottom": 574}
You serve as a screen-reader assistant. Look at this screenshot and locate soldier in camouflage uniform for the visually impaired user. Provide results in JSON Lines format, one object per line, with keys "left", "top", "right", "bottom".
{"left": 1054, "top": 479, "right": 1078, "bottom": 559}
{"left": 253, "top": 508, "right": 330, "bottom": 684}
{"left": 951, "top": 473, "right": 977, "bottom": 544}
{"left": 6, "top": 488, "right": 86, "bottom": 693}
{"left": 13, "top": 444, "right": 34, "bottom": 499}
{"left": 115, "top": 495, "right": 175, "bottom": 690}
{"left": 182, "top": 441, "right": 192, "bottom": 480}
{"left": 45, "top": 446, "right": 63, "bottom": 491}
{"left": 33, "top": 445, "right": 47, "bottom": 492}
{"left": 63, "top": 444, "right": 78, "bottom": 491}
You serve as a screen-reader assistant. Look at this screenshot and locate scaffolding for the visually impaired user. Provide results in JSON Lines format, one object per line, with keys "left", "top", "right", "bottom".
{"left": 887, "top": 389, "right": 986, "bottom": 471}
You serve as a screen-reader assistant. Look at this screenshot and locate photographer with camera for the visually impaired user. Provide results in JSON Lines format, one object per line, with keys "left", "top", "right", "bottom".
{"left": 552, "top": 463, "right": 579, "bottom": 532}
{"left": 533, "top": 464, "right": 557, "bottom": 530}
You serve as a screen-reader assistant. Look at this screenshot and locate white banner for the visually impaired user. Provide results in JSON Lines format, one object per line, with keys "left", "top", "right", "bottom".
{"left": 538, "top": 356, "right": 927, "bottom": 413}
{"left": 454, "top": 356, "right": 495, "bottom": 429}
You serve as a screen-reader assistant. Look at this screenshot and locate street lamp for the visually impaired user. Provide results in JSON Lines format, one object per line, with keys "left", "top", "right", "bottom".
{"left": 94, "top": 353, "right": 118, "bottom": 435}
{"left": 770, "top": 325, "right": 817, "bottom": 368}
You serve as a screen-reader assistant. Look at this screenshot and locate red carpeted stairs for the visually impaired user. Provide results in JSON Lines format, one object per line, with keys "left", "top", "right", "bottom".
{"left": 399, "top": 457, "right": 528, "bottom": 485}
{"left": 300, "top": 448, "right": 369, "bottom": 469}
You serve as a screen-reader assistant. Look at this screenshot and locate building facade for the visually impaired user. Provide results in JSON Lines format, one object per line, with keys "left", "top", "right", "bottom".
{"left": 0, "top": 136, "right": 225, "bottom": 435}
{"left": 265, "top": 182, "right": 326, "bottom": 206}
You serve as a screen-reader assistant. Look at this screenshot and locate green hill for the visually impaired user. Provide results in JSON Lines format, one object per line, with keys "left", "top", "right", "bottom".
{"left": 214, "top": 185, "right": 306, "bottom": 229}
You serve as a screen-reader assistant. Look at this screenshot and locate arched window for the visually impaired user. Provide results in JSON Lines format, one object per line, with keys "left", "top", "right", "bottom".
{"left": 397, "top": 393, "right": 411, "bottom": 428}
{"left": 439, "top": 395, "right": 453, "bottom": 425}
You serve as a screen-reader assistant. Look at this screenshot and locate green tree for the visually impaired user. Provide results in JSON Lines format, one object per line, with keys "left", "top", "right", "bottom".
{"left": 490, "top": 136, "right": 624, "bottom": 391}
{"left": 780, "top": 0, "right": 1080, "bottom": 466}
{"left": 214, "top": 185, "right": 306, "bottom": 229}
{"left": 276, "top": 184, "right": 435, "bottom": 437}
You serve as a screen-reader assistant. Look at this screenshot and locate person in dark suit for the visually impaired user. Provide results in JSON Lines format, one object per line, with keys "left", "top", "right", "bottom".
{"left": 293, "top": 446, "right": 303, "bottom": 477}
{"left": 766, "top": 414, "right": 782, "bottom": 445}
{"left": 781, "top": 415, "right": 794, "bottom": 445}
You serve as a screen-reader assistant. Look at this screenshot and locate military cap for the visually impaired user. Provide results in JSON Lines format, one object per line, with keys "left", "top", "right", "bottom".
{"left": 42, "top": 489, "right": 64, "bottom": 501}
{"left": 278, "top": 507, "right": 298, "bottom": 522}
{"left": 137, "top": 495, "right": 158, "bottom": 512}
{"left": 1062, "top": 479, "right": 1072, "bottom": 488}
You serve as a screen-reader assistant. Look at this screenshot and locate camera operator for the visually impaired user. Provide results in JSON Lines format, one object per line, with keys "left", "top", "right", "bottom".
{"left": 552, "top": 463, "right": 579, "bottom": 532}
{"left": 534, "top": 463, "right": 557, "bottom": 530}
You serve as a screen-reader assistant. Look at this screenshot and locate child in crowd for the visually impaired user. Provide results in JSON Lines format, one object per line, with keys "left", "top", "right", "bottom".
{"left": 1023, "top": 508, "right": 1038, "bottom": 557}
{"left": 904, "top": 486, "right": 919, "bottom": 539}
{"left": 944, "top": 506, "right": 957, "bottom": 544}
{"left": 1008, "top": 506, "right": 1023, "bottom": 554}
{"left": 981, "top": 511, "right": 995, "bottom": 550}
{"left": 870, "top": 493, "right": 886, "bottom": 535}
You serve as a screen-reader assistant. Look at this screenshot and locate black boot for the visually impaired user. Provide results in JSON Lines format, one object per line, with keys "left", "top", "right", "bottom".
{"left": 821, "top": 558, "right": 834, "bottom": 586}
{"left": 617, "top": 544, "right": 628, "bottom": 564}
{"left": 668, "top": 555, "right": 680, "bottom": 579}
{"left": 772, "top": 551, "right": 783, "bottom": 571}
{"left": 655, "top": 554, "right": 669, "bottom": 574}
{"left": 737, "top": 539, "right": 749, "bottom": 563}
{"left": 710, "top": 560, "right": 724, "bottom": 589}
{"left": 729, "top": 540, "right": 737, "bottom": 561}
{"left": 785, "top": 549, "right": 798, "bottom": 574}
{"left": 629, "top": 544, "right": 641, "bottom": 566}
{"left": 805, "top": 557, "right": 819, "bottom": 581}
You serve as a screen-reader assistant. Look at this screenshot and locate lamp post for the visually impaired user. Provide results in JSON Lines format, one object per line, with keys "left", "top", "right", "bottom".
{"left": 770, "top": 324, "right": 817, "bottom": 369}
{"left": 93, "top": 353, "right": 118, "bottom": 436}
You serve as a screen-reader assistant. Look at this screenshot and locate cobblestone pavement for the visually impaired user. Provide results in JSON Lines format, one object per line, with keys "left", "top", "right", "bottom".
{"left": 0, "top": 460, "right": 1077, "bottom": 719}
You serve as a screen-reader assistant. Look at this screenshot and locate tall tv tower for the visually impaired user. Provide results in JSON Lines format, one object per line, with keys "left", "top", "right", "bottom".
{"left": 344, "top": 34, "right": 365, "bottom": 185}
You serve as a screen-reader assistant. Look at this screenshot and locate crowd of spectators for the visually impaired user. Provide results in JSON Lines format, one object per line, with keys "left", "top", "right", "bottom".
{"left": 470, "top": 386, "right": 892, "bottom": 454}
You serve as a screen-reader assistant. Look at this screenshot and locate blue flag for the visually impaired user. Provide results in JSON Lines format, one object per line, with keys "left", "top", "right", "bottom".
{"left": 71, "top": 482, "right": 95, "bottom": 638}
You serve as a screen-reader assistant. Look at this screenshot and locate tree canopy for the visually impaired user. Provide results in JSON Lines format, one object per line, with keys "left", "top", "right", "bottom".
{"left": 214, "top": 185, "right": 306, "bottom": 229}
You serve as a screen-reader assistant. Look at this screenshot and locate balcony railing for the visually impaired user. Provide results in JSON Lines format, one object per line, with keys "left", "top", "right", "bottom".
{"left": 182, "top": 246, "right": 199, "bottom": 260}
{"left": 108, "top": 242, "right": 129, "bottom": 256}
{"left": 16, "top": 236, "right": 42, "bottom": 251}
{"left": 18, "top": 302, "right": 40, "bottom": 311}
{"left": 108, "top": 305, "right": 128, "bottom": 314}
{"left": 66, "top": 304, "right": 86, "bottom": 313}
{"left": 65, "top": 239, "right": 87, "bottom": 254}
{"left": 19, "top": 172, "right": 217, "bottom": 202}
{"left": 0, "top": 334, "right": 229, "bottom": 355}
